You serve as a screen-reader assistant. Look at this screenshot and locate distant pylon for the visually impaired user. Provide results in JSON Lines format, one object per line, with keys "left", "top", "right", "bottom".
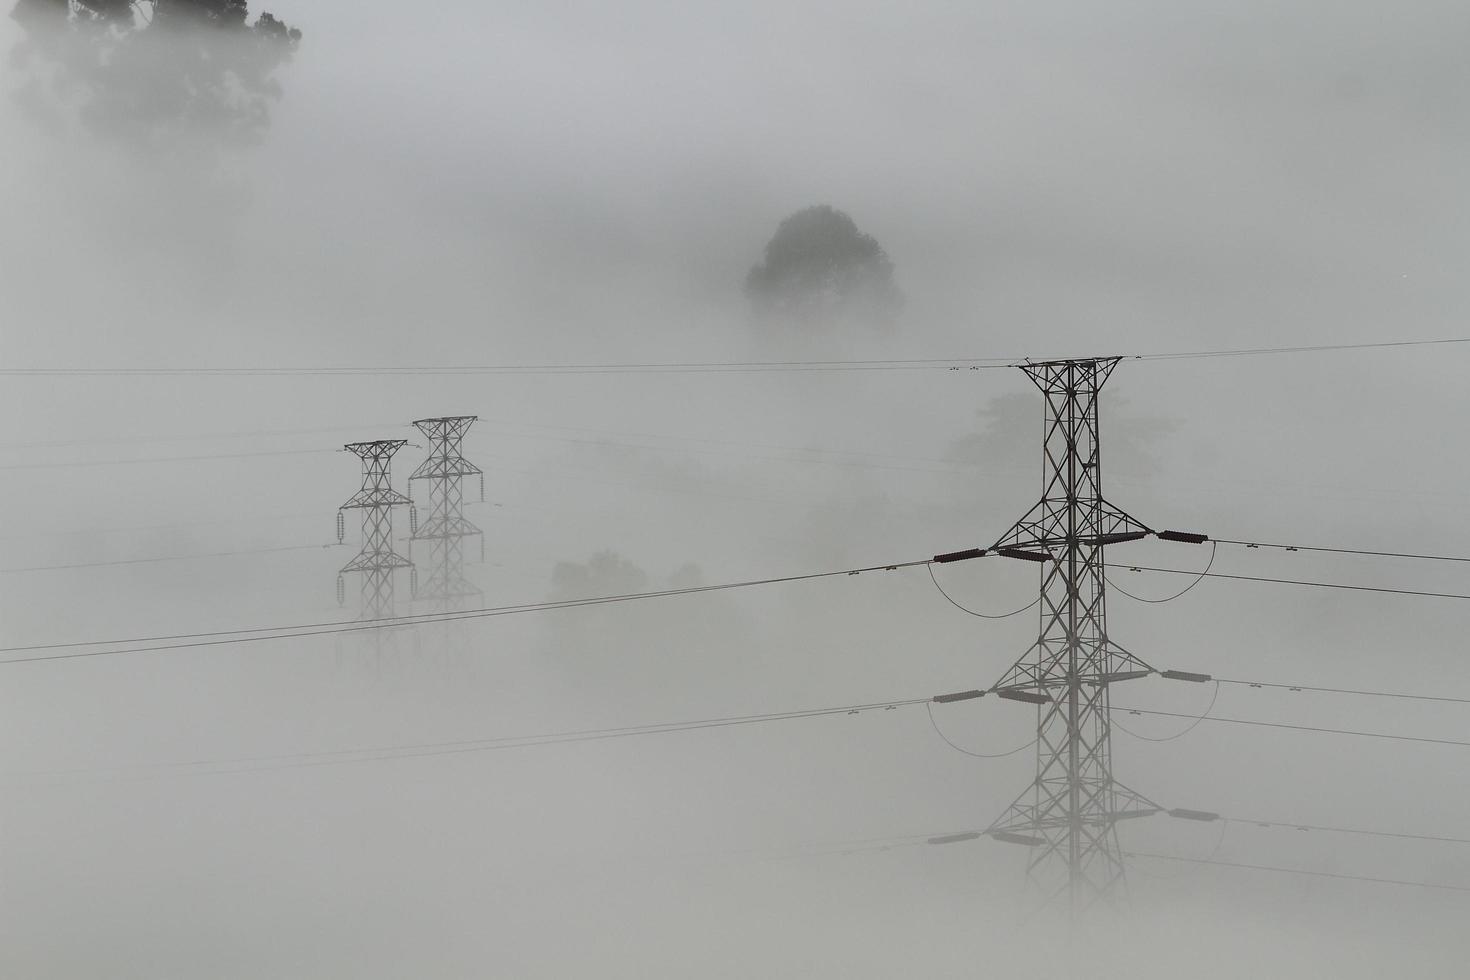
{"left": 408, "top": 416, "right": 483, "bottom": 610}
{"left": 982, "top": 357, "right": 1164, "bottom": 916}
{"left": 337, "top": 439, "right": 414, "bottom": 620}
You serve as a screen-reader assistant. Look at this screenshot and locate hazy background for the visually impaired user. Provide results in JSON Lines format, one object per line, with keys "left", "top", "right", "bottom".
{"left": 2, "top": 1, "right": 1468, "bottom": 976}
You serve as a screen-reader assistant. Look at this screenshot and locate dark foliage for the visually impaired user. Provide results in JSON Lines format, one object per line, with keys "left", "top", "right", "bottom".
{"left": 9, "top": 0, "right": 301, "bottom": 146}
{"left": 745, "top": 205, "right": 903, "bottom": 328}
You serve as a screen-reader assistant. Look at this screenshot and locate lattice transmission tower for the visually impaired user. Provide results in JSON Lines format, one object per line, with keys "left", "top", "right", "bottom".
{"left": 336, "top": 439, "right": 414, "bottom": 620}
{"left": 977, "top": 357, "right": 1204, "bottom": 915}
{"left": 407, "top": 416, "right": 484, "bottom": 610}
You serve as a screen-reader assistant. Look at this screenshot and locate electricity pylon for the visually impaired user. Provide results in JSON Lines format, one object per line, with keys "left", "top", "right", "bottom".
{"left": 407, "top": 416, "right": 483, "bottom": 609}
{"left": 980, "top": 357, "right": 1191, "bottom": 916}
{"left": 337, "top": 439, "right": 414, "bottom": 620}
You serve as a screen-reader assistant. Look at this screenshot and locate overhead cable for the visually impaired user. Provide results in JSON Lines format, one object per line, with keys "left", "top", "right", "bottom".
{"left": 23, "top": 697, "right": 930, "bottom": 778}
{"left": 925, "top": 564, "right": 1040, "bottom": 619}
{"left": 1129, "top": 337, "right": 1470, "bottom": 361}
{"left": 1113, "top": 682, "right": 1221, "bottom": 742}
{"left": 1125, "top": 851, "right": 1470, "bottom": 893}
{"left": 1112, "top": 708, "right": 1470, "bottom": 748}
{"left": 1217, "top": 677, "right": 1470, "bottom": 706}
{"left": 1222, "top": 817, "right": 1470, "bottom": 847}
{"left": 0, "top": 358, "right": 1017, "bottom": 378}
{"left": 0, "top": 543, "right": 341, "bottom": 574}
{"left": 1214, "top": 538, "right": 1470, "bottom": 564}
{"left": 0, "top": 448, "right": 336, "bottom": 470}
{"left": 5, "top": 337, "right": 1467, "bottom": 379}
{"left": 1107, "top": 542, "right": 1218, "bottom": 603}
{"left": 924, "top": 702, "right": 1037, "bottom": 759}
{"left": 0, "top": 552, "right": 963, "bottom": 664}
{"left": 1107, "top": 564, "right": 1470, "bottom": 602}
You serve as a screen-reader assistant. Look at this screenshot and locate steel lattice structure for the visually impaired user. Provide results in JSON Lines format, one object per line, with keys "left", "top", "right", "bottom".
{"left": 337, "top": 439, "right": 414, "bottom": 620}
{"left": 983, "top": 357, "right": 1161, "bottom": 914}
{"left": 407, "top": 416, "right": 483, "bottom": 609}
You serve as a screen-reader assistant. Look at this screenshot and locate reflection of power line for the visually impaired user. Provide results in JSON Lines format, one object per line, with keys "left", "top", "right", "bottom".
{"left": 928, "top": 805, "right": 1470, "bottom": 851}
{"left": 925, "top": 807, "right": 1470, "bottom": 892}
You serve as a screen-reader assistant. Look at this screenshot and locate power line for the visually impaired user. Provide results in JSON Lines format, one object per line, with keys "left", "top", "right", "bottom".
{"left": 0, "top": 555, "right": 946, "bottom": 664}
{"left": 1214, "top": 538, "right": 1470, "bottom": 564}
{"left": 1125, "top": 851, "right": 1470, "bottom": 893}
{"left": 0, "top": 543, "right": 341, "bottom": 574}
{"left": 1222, "top": 816, "right": 1470, "bottom": 847}
{"left": 925, "top": 565, "right": 1039, "bottom": 619}
{"left": 924, "top": 702, "right": 1036, "bottom": 759}
{"left": 0, "top": 358, "right": 1018, "bottom": 378}
{"left": 0, "top": 510, "right": 341, "bottom": 543}
{"left": 1112, "top": 708, "right": 1470, "bottom": 748}
{"left": 0, "top": 448, "right": 336, "bottom": 470}
{"left": 1112, "top": 683, "right": 1221, "bottom": 742}
{"left": 1107, "top": 542, "right": 1217, "bottom": 603}
{"left": 1107, "top": 564, "right": 1470, "bottom": 602}
{"left": 26, "top": 696, "right": 930, "bottom": 778}
{"left": 1130, "top": 337, "right": 1470, "bottom": 361}
{"left": 1218, "top": 677, "right": 1470, "bottom": 706}
{"left": 4, "top": 337, "right": 1468, "bottom": 379}
{"left": 0, "top": 423, "right": 406, "bottom": 452}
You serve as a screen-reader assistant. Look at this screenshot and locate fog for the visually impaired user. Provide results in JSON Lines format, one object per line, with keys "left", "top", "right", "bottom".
{"left": 2, "top": 1, "right": 1468, "bottom": 976}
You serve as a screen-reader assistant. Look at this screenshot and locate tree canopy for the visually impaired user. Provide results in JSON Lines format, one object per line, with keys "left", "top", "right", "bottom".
{"left": 744, "top": 205, "right": 903, "bottom": 328}
{"left": 10, "top": 0, "right": 301, "bottom": 146}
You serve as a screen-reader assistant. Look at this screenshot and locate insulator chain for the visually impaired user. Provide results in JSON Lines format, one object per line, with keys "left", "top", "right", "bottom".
{"left": 411, "top": 567, "right": 419, "bottom": 597}
{"left": 335, "top": 511, "right": 345, "bottom": 543}
{"left": 479, "top": 471, "right": 485, "bottom": 503}
{"left": 409, "top": 506, "right": 418, "bottom": 534}
{"left": 335, "top": 575, "right": 345, "bottom": 607}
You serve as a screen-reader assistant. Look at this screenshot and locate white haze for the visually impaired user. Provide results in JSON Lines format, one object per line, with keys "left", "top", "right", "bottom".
{"left": 1, "top": 1, "right": 1468, "bottom": 977}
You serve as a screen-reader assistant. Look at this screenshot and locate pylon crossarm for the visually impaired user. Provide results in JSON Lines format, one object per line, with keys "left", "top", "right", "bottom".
{"left": 990, "top": 504, "right": 1155, "bottom": 552}
{"left": 408, "top": 458, "right": 483, "bottom": 481}
{"left": 339, "top": 551, "right": 413, "bottom": 573}
{"left": 989, "top": 644, "right": 1157, "bottom": 695}
{"left": 1109, "top": 780, "right": 1165, "bottom": 814}
{"left": 339, "top": 488, "right": 412, "bottom": 509}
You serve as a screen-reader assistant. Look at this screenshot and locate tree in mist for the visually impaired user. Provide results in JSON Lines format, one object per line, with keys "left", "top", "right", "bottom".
{"left": 549, "top": 550, "right": 650, "bottom": 603}
{"left": 745, "top": 205, "right": 903, "bottom": 329}
{"left": 9, "top": 0, "right": 301, "bottom": 146}
{"left": 542, "top": 553, "right": 756, "bottom": 699}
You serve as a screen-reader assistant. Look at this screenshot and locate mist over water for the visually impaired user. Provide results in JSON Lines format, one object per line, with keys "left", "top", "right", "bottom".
{"left": 2, "top": 2, "right": 1469, "bottom": 977}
